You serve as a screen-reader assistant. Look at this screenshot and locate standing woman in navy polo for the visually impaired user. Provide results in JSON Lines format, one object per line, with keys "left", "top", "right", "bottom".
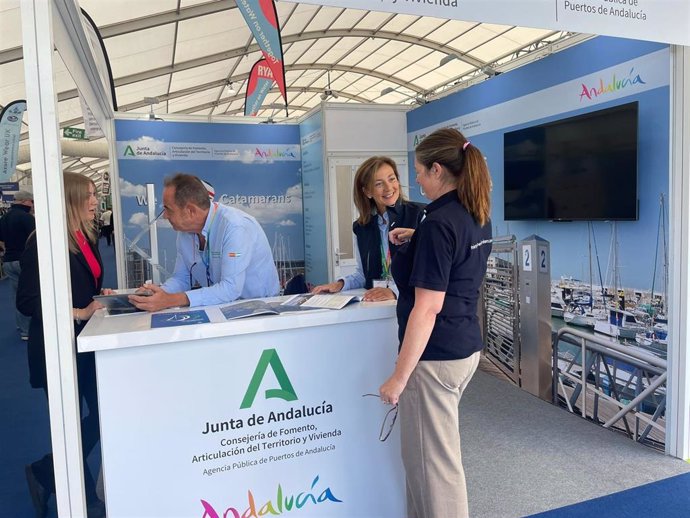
{"left": 381, "top": 128, "right": 493, "bottom": 518}
{"left": 312, "top": 156, "right": 424, "bottom": 301}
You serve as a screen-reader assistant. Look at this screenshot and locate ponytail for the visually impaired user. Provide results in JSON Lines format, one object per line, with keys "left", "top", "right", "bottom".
{"left": 457, "top": 144, "right": 491, "bottom": 227}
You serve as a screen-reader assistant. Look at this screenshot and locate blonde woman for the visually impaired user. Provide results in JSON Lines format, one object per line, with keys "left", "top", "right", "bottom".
{"left": 18, "top": 172, "right": 106, "bottom": 518}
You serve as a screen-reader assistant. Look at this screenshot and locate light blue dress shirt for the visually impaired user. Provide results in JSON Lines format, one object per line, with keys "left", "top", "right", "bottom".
{"left": 341, "top": 212, "right": 398, "bottom": 296}
{"left": 161, "top": 203, "right": 280, "bottom": 307}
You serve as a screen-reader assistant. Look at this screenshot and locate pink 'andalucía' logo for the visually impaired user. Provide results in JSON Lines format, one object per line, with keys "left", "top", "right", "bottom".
{"left": 199, "top": 475, "right": 342, "bottom": 517}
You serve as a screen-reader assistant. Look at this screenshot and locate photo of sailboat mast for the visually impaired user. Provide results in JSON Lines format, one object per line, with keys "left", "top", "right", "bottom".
{"left": 555, "top": 197, "right": 668, "bottom": 360}
{"left": 545, "top": 196, "right": 670, "bottom": 450}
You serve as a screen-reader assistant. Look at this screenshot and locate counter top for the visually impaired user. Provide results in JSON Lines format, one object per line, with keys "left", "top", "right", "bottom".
{"left": 77, "top": 297, "right": 397, "bottom": 353}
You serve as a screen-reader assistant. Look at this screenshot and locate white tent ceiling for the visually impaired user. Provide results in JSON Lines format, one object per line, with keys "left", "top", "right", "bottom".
{"left": 0, "top": 0, "right": 592, "bottom": 184}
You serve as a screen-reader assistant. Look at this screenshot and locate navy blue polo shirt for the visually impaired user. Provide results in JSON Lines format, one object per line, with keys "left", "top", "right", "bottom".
{"left": 391, "top": 190, "right": 492, "bottom": 361}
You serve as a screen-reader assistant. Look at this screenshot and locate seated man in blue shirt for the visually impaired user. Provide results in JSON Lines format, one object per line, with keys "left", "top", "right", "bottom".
{"left": 130, "top": 173, "right": 280, "bottom": 312}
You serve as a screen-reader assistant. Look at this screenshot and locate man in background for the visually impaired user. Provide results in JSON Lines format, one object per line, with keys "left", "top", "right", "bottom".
{"left": 0, "top": 190, "right": 35, "bottom": 340}
{"left": 100, "top": 207, "right": 113, "bottom": 246}
{"left": 130, "top": 173, "right": 279, "bottom": 311}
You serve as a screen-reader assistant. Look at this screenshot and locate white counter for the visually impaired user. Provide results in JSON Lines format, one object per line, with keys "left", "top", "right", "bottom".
{"left": 78, "top": 298, "right": 396, "bottom": 352}
{"left": 77, "top": 299, "right": 404, "bottom": 518}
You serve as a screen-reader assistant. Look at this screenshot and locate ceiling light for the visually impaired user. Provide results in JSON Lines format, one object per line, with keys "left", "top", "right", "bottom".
{"left": 226, "top": 82, "right": 236, "bottom": 95}
{"left": 480, "top": 65, "right": 498, "bottom": 77}
{"left": 320, "top": 70, "right": 340, "bottom": 101}
{"left": 439, "top": 54, "right": 459, "bottom": 67}
{"left": 321, "top": 89, "right": 339, "bottom": 101}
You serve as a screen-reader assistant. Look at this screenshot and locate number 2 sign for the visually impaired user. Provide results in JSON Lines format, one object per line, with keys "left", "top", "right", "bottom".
{"left": 522, "top": 244, "right": 532, "bottom": 272}
{"left": 538, "top": 245, "right": 549, "bottom": 273}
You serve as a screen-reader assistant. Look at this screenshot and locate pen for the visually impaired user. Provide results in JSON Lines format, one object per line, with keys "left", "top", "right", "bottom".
{"left": 228, "top": 252, "right": 242, "bottom": 257}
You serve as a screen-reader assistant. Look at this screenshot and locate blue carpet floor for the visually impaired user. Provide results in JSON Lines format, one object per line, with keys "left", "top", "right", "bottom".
{"left": 0, "top": 237, "right": 116, "bottom": 518}
{"left": 526, "top": 472, "right": 690, "bottom": 518}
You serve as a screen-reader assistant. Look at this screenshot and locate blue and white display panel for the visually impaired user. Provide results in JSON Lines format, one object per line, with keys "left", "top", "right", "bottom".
{"left": 115, "top": 120, "right": 304, "bottom": 287}
{"left": 299, "top": 111, "right": 328, "bottom": 285}
{"left": 407, "top": 37, "right": 670, "bottom": 291}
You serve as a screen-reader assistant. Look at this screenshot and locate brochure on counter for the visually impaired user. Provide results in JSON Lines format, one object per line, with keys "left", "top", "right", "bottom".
{"left": 220, "top": 300, "right": 291, "bottom": 320}
{"left": 282, "top": 292, "right": 361, "bottom": 310}
{"left": 220, "top": 293, "right": 361, "bottom": 321}
{"left": 150, "top": 309, "right": 210, "bottom": 328}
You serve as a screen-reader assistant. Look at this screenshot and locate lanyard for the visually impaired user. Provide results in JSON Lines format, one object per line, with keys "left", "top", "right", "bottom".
{"left": 191, "top": 202, "right": 218, "bottom": 288}
{"left": 200, "top": 202, "right": 219, "bottom": 272}
{"left": 378, "top": 212, "right": 391, "bottom": 280}
{"left": 380, "top": 241, "right": 391, "bottom": 280}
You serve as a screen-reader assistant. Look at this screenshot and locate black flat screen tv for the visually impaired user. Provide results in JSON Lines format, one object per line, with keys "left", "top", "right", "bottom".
{"left": 503, "top": 102, "right": 639, "bottom": 221}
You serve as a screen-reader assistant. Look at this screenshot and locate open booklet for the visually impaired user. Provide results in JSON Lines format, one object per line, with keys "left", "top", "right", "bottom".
{"left": 220, "top": 300, "right": 292, "bottom": 320}
{"left": 220, "top": 293, "right": 361, "bottom": 321}
{"left": 281, "top": 292, "right": 360, "bottom": 310}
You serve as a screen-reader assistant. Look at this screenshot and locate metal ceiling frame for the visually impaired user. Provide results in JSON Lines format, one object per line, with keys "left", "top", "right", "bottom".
{"left": 4, "top": 0, "right": 591, "bottom": 174}
{"left": 53, "top": 27, "right": 488, "bottom": 104}
{"left": 17, "top": 29, "right": 586, "bottom": 141}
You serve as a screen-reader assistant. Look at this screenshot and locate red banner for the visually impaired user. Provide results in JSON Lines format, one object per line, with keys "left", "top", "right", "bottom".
{"left": 236, "top": 0, "right": 287, "bottom": 112}
{"left": 245, "top": 59, "right": 275, "bottom": 116}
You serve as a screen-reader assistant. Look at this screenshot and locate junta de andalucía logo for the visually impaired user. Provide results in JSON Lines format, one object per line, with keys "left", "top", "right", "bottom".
{"left": 240, "top": 349, "right": 298, "bottom": 409}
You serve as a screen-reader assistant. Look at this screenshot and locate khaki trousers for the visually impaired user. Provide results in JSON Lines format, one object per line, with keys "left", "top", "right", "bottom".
{"left": 399, "top": 351, "right": 481, "bottom": 518}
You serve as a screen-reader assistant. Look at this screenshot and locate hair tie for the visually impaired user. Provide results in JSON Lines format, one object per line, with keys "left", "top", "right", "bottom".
{"left": 462, "top": 141, "right": 471, "bottom": 151}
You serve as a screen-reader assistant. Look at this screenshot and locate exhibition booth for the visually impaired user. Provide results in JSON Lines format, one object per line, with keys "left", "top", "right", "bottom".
{"left": 18, "top": 0, "right": 690, "bottom": 516}
{"left": 91, "top": 102, "right": 411, "bottom": 515}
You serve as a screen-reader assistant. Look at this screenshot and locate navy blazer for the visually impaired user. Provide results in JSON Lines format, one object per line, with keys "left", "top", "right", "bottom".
{"left": 352, "top": 199, "right": 425, "bottom": 289}
{"left": 17, "top": 232, "right": 103, "bottom": 389}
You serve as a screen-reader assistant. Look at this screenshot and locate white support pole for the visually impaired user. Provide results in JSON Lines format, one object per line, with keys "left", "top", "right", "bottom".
{"left": 667, "top": 45, "right": 690, "bottom": 460}
{"left": 20, "top": 1, "right": 88, "bottom": 516}
{"left": 147, "top": 183, "right": 161, "bottom": 284}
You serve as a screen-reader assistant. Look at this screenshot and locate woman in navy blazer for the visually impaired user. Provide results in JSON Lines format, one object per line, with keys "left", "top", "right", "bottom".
{"left": 312, "top": 156, "right": 424, "bottom": 301}
{"left": 18, "top": 172, "right": 106, "bottom": 518}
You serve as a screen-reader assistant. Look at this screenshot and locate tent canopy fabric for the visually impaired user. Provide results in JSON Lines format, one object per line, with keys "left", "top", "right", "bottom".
{"left": 0, "top": 0, "right": 588, "bottom": 181}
